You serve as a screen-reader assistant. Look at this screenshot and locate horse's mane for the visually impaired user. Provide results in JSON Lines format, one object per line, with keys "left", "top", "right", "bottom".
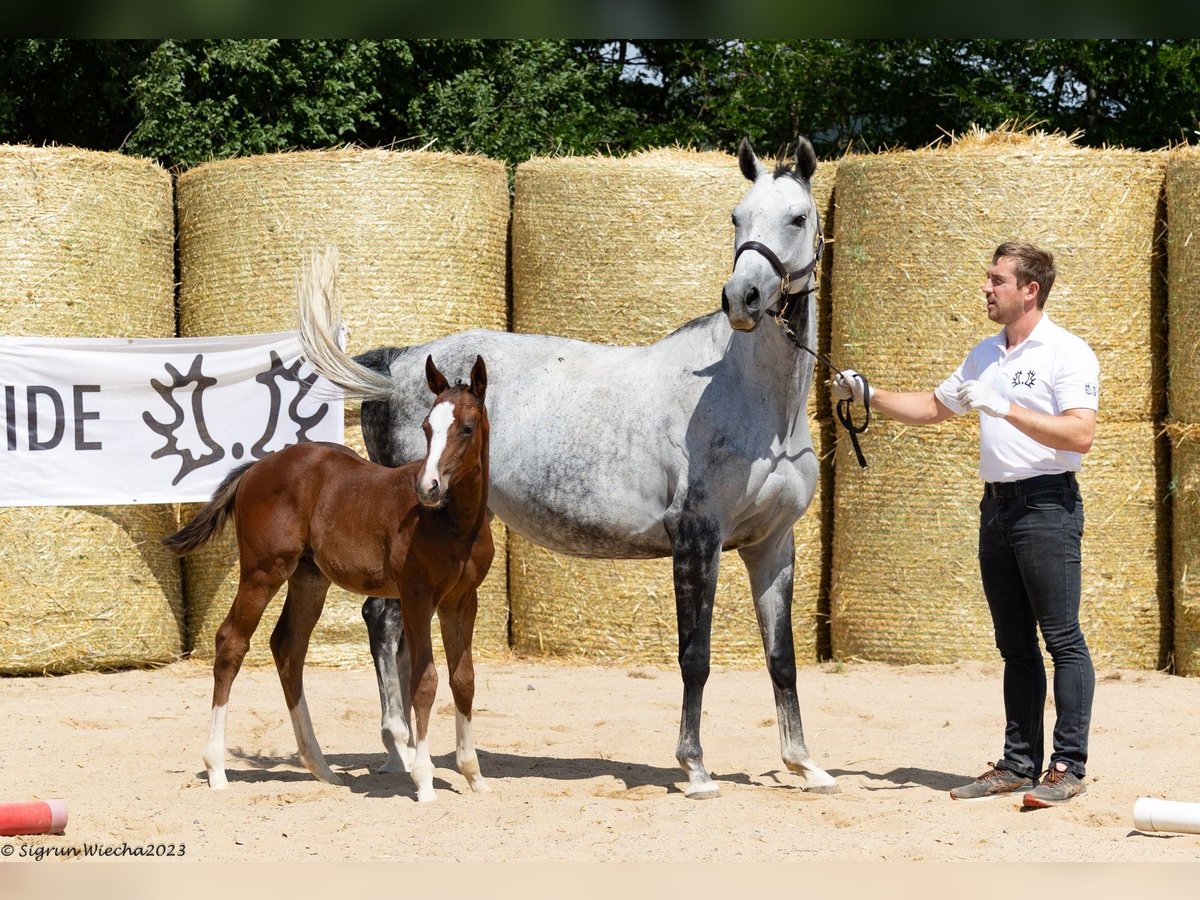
{"left": 772, "top": 163, "right": 807, "bottom": 184}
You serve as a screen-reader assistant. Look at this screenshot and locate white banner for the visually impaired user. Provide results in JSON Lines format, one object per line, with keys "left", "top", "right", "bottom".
{"left": 0, "top": 332, "right": 344, "bottom": 506}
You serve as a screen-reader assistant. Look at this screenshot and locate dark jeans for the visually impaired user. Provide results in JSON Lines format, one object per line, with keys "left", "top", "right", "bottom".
{"left": 978, "top": 473, "right": 1094, "bottom": 779}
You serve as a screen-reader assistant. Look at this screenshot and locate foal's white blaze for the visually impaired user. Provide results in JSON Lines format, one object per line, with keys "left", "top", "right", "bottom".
{"left": 203, "top": 704, "right": 229, "bottom": 789}
{"left": 420, "top": 401, "right": 456, "bottom": 496}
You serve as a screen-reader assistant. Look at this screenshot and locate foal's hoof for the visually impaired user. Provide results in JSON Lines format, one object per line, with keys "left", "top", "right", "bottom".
{"left": 683, "top": 781, "right": 721, "bottom": 800}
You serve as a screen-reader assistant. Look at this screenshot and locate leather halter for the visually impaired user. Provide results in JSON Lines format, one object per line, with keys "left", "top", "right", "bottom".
{"left": 732, "top": 207, "right": 825, "bottom": 324}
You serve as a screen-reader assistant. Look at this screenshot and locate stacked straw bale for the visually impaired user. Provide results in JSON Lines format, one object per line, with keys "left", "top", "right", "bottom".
{"left": 176, "top": 149, "right": 510, "bottom": 667}
{"left": 830, "top": 129, "right": 1168, "bottom": 668}
{"left": 0, "top": 146, "right": 182, "bottom": 674}
{"left": 509, "top": 148, "right": 836, "bottom": 666}
{"left": 1166, "top": 147, "right": 1200, "bottom": 675}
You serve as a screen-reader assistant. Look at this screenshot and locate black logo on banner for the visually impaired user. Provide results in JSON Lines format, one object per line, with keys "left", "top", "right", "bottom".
{"left": 142, "top": 352, "right": 331, "bottom": 485}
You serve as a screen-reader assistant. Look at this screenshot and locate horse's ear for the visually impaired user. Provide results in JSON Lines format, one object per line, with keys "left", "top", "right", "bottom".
{"left": 794, "top": 135, "right": 817, "bottom": 182}
{"left": 469, "top": 355, "right": 487, "bottom": 401}
{"left": 426, "top": 355, "right": 451, "bottom": 396}
{"left": 738, "top": 137, "right": 765, "bottom": 182}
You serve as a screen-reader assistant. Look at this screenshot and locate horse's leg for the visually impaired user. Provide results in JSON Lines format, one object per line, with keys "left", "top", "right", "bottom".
{"left": 438, "top": 588, "right": 489, "bottom": 794}
{"left": 667, "top": 511, "right": 723, "bottom": 799}
{"left": 400, "top": 596, "right": 439, "bottom": 802}
{"left": 363, "top": 595, "right": 415, "bottom": 774}
{"left": 739, "top": 530, "right": 838, "bottom": 793}
{"left": 204, "top": 573, "right": 282, "bottom": 789}
{"left": 270, "top": 560, "right": 341, "bottom": 785}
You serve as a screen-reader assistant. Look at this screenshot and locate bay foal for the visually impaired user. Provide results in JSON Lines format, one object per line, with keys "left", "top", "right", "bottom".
{"left": 164, "top": 355, "right": 493, "bottom": 803}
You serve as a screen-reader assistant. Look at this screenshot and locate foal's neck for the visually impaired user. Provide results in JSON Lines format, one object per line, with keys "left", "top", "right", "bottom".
{"left": 439, "top": 453, "right": 490, "bottom": 535}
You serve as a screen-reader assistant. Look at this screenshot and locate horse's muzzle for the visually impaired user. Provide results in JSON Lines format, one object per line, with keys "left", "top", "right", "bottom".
{"left": 721, "top": 283, "right": 764, "bottom": 332}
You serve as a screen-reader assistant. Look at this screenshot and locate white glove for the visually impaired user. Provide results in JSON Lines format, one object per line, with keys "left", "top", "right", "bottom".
{"left": 957, "top": 380, "right": 1011, "bottom": 417}
{"left": 832, "top": 369, "right": 868, "bottom": 404}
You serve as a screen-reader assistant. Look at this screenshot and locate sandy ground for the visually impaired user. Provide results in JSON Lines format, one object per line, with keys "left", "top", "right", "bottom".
{"left": 1, "top": 654, "right": 1199, "bottom": 866}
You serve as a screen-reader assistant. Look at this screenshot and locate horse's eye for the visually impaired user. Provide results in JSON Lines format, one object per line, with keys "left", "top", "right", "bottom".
{"left": 792, "top": 214, "right": 807, "bottom": 228}
{"left": 462, "top": 425, "right": 474, "bottom": 435}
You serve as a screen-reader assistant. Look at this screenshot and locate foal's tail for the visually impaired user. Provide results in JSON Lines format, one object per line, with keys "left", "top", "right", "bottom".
{"left": 296, "top": 246, "right": 398, "bottom": 403}
{"left": 161, "top": 463, "right": 253, "bottom": 556}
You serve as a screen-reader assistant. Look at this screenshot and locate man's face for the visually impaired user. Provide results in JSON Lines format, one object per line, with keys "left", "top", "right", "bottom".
{"left": 982, "top": 256, "right": 1036, "bottom": 325}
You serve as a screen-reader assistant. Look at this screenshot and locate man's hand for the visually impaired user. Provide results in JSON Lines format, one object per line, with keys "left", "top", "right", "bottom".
{"left": 833, "top": 369, "right": 869, "bottom": 404}
{"left": 957, "top": 380, "right": 1011, "bottom": 417}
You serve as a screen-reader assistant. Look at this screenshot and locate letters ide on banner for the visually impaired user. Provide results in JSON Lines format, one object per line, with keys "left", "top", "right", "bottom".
{"left": 0, "top": 332, "right": 344, "bottom": 506}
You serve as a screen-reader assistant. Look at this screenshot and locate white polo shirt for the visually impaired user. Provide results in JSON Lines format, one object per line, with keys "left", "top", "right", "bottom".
{"left": 934, "top": 315, "right": 1099, "bottom": 483}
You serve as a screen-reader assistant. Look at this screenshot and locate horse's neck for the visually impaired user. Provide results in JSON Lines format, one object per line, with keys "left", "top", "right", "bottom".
{"left": 724, "top": 309, "right": 817, "bottom": 411}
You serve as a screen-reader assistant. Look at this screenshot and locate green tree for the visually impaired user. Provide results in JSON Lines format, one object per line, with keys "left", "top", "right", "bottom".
{"left": 125, "top": 39, "right": 405, "bottom": 169}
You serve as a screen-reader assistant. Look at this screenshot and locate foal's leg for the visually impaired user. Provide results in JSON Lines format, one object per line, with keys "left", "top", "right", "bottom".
{"left": 363, "top": 595, "right": 415, "bottom": 774}
{"left": 401, "top": 596, "right": 439, "bottom": 802}
{"left": 205, "top": 573, "right": 283, "bottom": 789}
{"left": 667, "top": 512, "right": 723, "bottom": 799}
{"left": 739, "top": 530, "right": 838, "bottom": 793}
{"left": 270, "top": 560, "right": 341, "bottom": 785}
{"left": 439, "top": 589, "right": 489, "bottom": 794}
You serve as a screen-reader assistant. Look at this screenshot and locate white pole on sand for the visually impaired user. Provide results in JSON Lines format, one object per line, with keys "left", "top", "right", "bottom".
{"left": 1133, "top": 797, "right": 1200, "bottom": 835}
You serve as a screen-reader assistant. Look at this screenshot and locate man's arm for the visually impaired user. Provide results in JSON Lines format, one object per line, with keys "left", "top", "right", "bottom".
{"left": 833, "top": 371, "right": 955, "bottom": 425}
{"left": 999, "top": 405, "right": 1095, "bottom": 454}
{"left": 867, "top": 386, "right": 956, "bottom": 425}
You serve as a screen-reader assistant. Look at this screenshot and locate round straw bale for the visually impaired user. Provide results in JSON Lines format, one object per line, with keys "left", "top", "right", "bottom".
{"left": 507, "top": 149, "right": 836, "bottom": 665}
{"left": 510, "top": 418, "right": 831, "bottom": 667}
{"left": 0, "top": 146, "right": 181, "bottom": 673}
{"left": 830, "top": 417, "right": 1168, "bottom": 669}
{"left": 176, "top": 148, "right": 511, "bottom": 665}
{"left": 830, "top": 131, "right": 1165, "bottom": 424}
{"left": 1166, "top": 147, "right": 1200, "bottom": 422}
{"left": 1167, "top": 422, "right": 1200, "bottom": 675}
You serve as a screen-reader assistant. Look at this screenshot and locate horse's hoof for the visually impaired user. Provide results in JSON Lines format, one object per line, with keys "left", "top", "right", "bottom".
{"left": 468, "top": 778, "right": 492, "bottom": 794}
{"left": 207, "top": 778, "right": 228, "bottom": 791}
{"left": 684, "top": 782, "right": 721, "bottom": 800}
{"left": 417, "top": 789, "right": 437, "bottom": 803}
{"left": 378, "top": 758, "right": 408, "bottom": 775}
{"left": 804, "top": 781, "right": 841, "bottom": 795}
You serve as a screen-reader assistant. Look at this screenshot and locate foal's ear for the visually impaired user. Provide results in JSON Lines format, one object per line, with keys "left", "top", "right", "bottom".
{"left": 738, "top": 137, "right": 766, "bottom": 182}
{"left": 468, "top": 355, "right": 487, "bottom": 401}
{"left": 426, "top": 355, "right": 451, "bottom": 396}
{"left": 794, "top": 135, "right": 817, "bottom": 182}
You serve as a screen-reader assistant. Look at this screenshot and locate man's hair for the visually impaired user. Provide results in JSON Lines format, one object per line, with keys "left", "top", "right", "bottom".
{"left": 993, "top": 241, "right": 1056, "bottom": 308}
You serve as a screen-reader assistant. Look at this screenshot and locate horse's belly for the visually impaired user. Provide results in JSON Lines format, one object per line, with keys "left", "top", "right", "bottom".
{"left": 489, "top": 488, "right": 672, "bottom": 559}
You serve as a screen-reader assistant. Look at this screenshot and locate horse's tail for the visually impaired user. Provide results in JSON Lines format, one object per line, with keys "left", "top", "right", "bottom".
{"left": 296, "top": 245, "right": 398, "bottom": 403}
{"left": 161, "top": 462, "right": 254, "bottom": 556}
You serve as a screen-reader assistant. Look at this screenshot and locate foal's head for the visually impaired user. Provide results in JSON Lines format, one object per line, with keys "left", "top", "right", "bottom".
{"left": 417, "top": 355, "right": 488, "bottom": 508}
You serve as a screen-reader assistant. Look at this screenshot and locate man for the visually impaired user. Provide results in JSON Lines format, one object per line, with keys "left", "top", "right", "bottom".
{"left": 834, "top": 241, "right": 1098, "bottom": 808}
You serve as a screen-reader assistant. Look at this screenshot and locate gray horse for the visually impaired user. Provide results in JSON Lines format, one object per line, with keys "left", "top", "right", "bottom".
{"left": 297, "top": 136, "right": 838, "bottom": 798}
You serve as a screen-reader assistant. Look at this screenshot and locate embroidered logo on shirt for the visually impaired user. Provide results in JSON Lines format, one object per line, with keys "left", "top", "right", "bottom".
{"left": 1085, "top": 384, "right": 1098, "bottom": 396}
{"left": 1011, "top": 369, "right": 1038, "bottom": 388}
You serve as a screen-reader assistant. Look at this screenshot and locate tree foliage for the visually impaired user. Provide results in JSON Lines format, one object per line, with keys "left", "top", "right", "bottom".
{"left": 1, "top": 39, "right": 1198, "bottom": 171}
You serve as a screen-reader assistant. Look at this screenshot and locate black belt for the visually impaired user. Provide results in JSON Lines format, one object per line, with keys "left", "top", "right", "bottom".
{"left": 982, "top": 471, "right": 1077, "bottom": 500}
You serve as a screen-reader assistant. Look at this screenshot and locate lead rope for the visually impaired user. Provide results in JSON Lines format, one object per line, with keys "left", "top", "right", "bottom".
{"left": 771, "top": 307, "right": 870, "bottom": 469}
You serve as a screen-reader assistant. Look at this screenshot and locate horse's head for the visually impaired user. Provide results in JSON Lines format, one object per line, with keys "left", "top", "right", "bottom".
{"left": 722, "top": 136, "right": 822, "bottom": 332}
{"left": 417, "top": 354, "right": 488, "bottom": 508}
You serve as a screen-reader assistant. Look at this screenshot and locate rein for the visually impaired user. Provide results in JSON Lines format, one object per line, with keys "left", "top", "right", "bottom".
{"left": 733, "top": 209, "right": 871, "bottom": 468}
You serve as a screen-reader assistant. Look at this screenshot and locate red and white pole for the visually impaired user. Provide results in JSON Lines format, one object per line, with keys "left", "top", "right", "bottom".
{"left": 0, "top": 800, "right": 68, "bottom": 836}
